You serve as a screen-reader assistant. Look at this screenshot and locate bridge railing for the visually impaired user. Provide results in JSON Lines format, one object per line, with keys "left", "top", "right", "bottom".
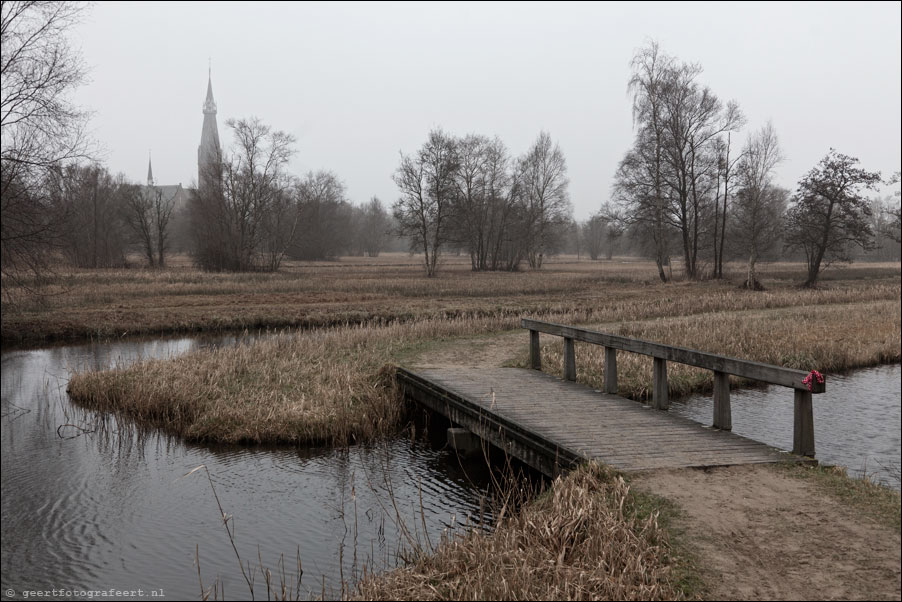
{"left": 521, "top": 318, "right": 826, "bottom": 457}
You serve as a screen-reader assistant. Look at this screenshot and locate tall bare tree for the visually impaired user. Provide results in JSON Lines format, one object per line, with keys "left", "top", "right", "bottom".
{"left": 732, "top": 122, "right": 784, "bottom": 289}
{"left": 189, "top": 117, "right": 296, "bottom": 271}
{"left": 392, "top": 129, "right": 458, "bottom": 277}
{"left": 518, "top": 131, "right": 570, "bottom": 269}
{"left": 1, "top": 1, "right": 91, "bottom": 289}
{"left": 359, "top": 196, "right": 390, "bottom": 257}
{"left": 292, "top": 170, "right": 348, "bottom": 260}
{"left": 626, "top": 41, "right": 674, "bottom": 281}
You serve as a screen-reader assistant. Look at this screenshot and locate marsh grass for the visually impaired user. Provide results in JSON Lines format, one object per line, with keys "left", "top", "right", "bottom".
{"left": 67, "top": 288, "right": 900, "bottom": 446}
{"left": 3, "top": 255, "right": 899, "bottom": 345}
{"left": 527, "top": 300, "right": 901, "bottom": 401}
{"left": 67, "top": 315, "right": 533, "bottom": 444}
{"left": 354, "top": 462, "right": 682, "bottom": 601}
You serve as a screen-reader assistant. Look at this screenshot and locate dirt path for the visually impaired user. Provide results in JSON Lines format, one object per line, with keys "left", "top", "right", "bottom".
{"left": 411, "top": 333, "right": 902, "bottom": 601}
{"left": 406, "top": 330, "right": 527, "bottom": 370}
{"left": 632, "top": 465, "right": 901, "bottom": 600}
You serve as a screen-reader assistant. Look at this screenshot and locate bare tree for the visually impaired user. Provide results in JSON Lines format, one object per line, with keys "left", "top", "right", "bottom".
{"left": 392, "top": 129, "right": 458, "bottom": 277}
{"left": 292, "top": 170, "right": 348, "bottom": 260}
{"left": 784, "top": 149, "right": 882, "bottom": 287}
{"left": 359, "top": 196, "right": 390, "bottom": 257}
{"left": 122, "top": 184, "right": 156, "bottom": 267}
{"left": 620, "top": 42, "right": 744, "bottom": 280}
{"left": 626, "top": 41, "right": 674, "bottom": 281}
{"left": 711, "top": 132, "right": 743, "bottom": 278}
{"left": 189, "top": 117, "right": 296, "bottom": 271}
{"left": 732, "top": 122, "right": 784, "bottom": 289}
{"left": 1, "top": 1, "right": 91, "bottom": 289}
{"left": 518, "top": 131, "right": 570, "bottom": 269}
{"left": 51, "top": 164, "right": 130, "bottom": 268}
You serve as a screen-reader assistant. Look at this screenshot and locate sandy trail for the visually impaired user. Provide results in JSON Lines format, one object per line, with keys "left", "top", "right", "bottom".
{"left": 632, "top": 466, "right": 900, "bottom": 601}
{"left": 410, "top": 332, "right": 902, "bottom": 601}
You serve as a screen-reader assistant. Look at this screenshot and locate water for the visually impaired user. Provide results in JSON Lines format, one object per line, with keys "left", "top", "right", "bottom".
{"left": 1, "top": 336, "right": 505, "bottom": 601}
{"left": 3, "top": 337, "right": 899, "bottom": 601}
{"left": 671, "top": 364, "right": 902, "bottom": 487}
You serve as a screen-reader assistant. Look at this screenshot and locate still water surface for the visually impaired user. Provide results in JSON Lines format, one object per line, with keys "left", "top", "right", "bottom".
{"left": 1, "top": 335, "right": 500, "bottom": 601}
{"left": 672, "top": 363, "right": 901, "bottom": 487}
{"left": 2, "top": 335, "right": 900, "bottom": 600}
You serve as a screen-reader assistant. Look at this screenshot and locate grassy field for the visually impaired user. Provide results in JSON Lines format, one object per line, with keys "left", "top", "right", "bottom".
{"left": 18, "top": 255, "right": 900, "bottom": 600}
{"left": 61, "top": 255, "right": 900, "bottom": 445}
{"left": 3, "top": 253, "right": 899, "bottom": 345}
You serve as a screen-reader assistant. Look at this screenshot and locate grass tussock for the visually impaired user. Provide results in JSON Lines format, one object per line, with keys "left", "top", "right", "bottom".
{"left": 67, "top": 315, "right": 528, "bottom": 445}
{"left": 528, "top": 300, "right": 901, "bottom": 401}
{"left": 354, "top": 462, "right": 683, "bottom": 601}
{"left": 781, "top": 463, "right": 902, "bottom": 532}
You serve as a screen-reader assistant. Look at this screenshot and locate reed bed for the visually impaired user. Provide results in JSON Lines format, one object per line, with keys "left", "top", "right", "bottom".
{"left": 3, "top": 255, "right": 898, "bottom": 345}
{"left": 354, "top": 462, "right": 679, "bottom": 601}
{"left": 67, "top": 285, "right": 900, "bottom": 445}
{"left": 67, "top": 314, "right": 530, "bottom": 444}
{"left": 529, "top": 299, "right": 902, "bottom": 401}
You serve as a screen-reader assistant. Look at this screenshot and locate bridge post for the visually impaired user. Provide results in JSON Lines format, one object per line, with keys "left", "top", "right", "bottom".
{"left": 713, "top": 371, "right": 732, "bottom": 430}
{"left": 793, "top": 390, "right": 815, "bottom": 457}
{"left": 604, "top": 347, "right": 618, "bottom": 394}
{"left": 653, "top": 357, "right": 669, "bottom": 409}
{"left": 529, "top": 330, "right": 541, "bottom": 370}
{"left": 563, "top": 337, "right": 576, "bottom": 381}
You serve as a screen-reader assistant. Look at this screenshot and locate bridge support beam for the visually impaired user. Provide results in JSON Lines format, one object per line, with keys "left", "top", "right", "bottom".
{"left": 563, "top": 337, "right": 576, "bottom": 381}
{"left": 713, "top": 371, "right": 732, "bottom": 430}
{"left": 529, "top": 330, "right": 541, "bottom": 370}
{"left": 604, "top": 347, "right": 618, "bottom": 394}
{"left": 653, "top": 357, "right": 669, "bottom": 410}
{"left": 447, "top": 427, "right": 481, "bottom": 457}
{"left": 793, "top": 390, "right": 815, "bottom": 457}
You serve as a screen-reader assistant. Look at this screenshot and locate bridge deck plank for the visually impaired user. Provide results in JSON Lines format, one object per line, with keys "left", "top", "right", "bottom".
{"left": 414, "top": 367, "right": 794, "bottom": 472}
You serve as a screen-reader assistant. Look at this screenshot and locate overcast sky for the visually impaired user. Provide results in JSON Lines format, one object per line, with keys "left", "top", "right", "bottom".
{"left": 71, "top": 1, "right": 901, "bottom": 219}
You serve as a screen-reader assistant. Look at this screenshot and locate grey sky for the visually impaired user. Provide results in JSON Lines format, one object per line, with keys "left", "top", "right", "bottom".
{"left": 72, "top": 1, "right": 901, "bottom": 219}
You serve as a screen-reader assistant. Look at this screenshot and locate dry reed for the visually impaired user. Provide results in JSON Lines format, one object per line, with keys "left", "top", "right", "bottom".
{"left": 4, "top": 255, "right": 898, "bottom": 345}
{"left": 531, "top": 300, "right": 901, "bottom": 401}
{"left": 354, "top": 462, "right": 680, "bottom": 601}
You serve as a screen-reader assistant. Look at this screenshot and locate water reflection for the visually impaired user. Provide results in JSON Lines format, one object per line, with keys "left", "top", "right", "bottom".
{"left": 671, "top": 364, "right": 902, "bottom": 488}
{"left": 1, "top": 336, "right": 499, "bottom": 601}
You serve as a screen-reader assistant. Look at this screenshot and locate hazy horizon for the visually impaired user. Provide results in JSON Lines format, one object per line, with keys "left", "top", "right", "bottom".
{"left": 71, "top": 1, "right": 901, "bottom": 218}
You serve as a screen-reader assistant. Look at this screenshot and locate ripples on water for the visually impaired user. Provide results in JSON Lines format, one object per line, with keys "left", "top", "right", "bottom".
{"left": 2, "top": 336, "right": 900, "bottom": 601}
{"left": 1, "top": 336, "right": 507, "bottom": 601}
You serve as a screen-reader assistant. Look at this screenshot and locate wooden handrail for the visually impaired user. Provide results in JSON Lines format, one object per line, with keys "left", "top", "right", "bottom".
{"left": 521, "top": 318, "right": 824, "bottom": 457}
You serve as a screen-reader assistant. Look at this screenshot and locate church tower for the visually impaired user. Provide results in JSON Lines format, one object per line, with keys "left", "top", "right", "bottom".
{"left": 198, "top": 67, "right": 222, "bottom": 187}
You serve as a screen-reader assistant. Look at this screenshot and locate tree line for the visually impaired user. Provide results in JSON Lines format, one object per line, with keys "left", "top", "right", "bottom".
{"left": 189, "top": 117, "right": 395, "bottom": 271}
{"left": 609, "top": 42, "right": 899, "bottom": 288}
{"left": 393, "top": 129, "right": 573, "bottom": 276}
{"left": 2, "top": 3, "right": 897, "bottom": 286}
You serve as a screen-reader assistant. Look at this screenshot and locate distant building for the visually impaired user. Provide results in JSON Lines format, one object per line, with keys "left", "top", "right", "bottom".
{"left": 197, "top": 69, "right": 222, "bottom": 188}
{"left": 141, "top": 70, "right": 222, "bottom": 250}
{"left": 144, "top": 69, "right": 222, "bottom": 196}
{"left": 145, "top": 153, "right": 190, "bottom": 209}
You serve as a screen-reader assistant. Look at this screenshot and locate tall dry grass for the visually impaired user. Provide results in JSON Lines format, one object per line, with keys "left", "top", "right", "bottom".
{"left": 67, "top": 314, "right": 531, "bottom": 444}
{"left": 67, "top": 282, "right": 900, "bottom": 445}
{"left": 4, "top": 255, "right": 898, "bottom": 345}
{"left": 528, "top": 300, "right": 901, "bottom": 401}
{"left": 354, "top": 462, "right": 680, "bottom": 601}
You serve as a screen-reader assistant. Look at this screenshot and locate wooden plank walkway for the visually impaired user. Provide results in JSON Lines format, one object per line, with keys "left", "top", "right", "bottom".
{"left": 410, "top": 366, "right": 798, "bottom": 473}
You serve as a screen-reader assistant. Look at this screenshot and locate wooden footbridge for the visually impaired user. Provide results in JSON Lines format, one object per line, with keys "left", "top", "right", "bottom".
{"left": 398, "top": 319, "right": 825, "bottom": 477}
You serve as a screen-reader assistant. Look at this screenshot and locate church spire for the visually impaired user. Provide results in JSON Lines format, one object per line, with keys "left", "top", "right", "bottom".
{"left": 203, "top": 68, "right": 217, "bottom": 114}
{"left": 198, "top": 64, "right": 222, "bottom": 186}
{"left": 147, "top": 152, "right": 154, "bottom": 186}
